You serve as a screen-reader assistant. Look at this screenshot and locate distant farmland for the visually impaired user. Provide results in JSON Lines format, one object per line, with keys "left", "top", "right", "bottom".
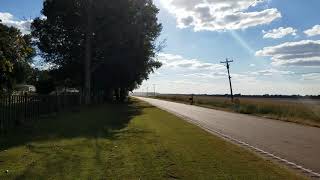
{"left": 153, "top": 94, "right": 320, "bottom": 127}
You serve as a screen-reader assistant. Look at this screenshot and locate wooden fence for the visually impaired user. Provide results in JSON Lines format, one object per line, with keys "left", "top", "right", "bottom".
{"left": 0, "top": 93, "right": 104, "bottom": 135}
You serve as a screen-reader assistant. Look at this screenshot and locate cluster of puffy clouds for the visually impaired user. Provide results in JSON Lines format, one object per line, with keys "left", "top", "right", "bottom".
{"left": 160, "top": 0, "right": 281, "bottom": 31}
{"left": 0, "top": 12, "right": 32, "bottom": 34}
{"left": 156, "top": 53, "right": 318, "bottom": 81}
{"left": 159, "top": 0, "right": 320, "bottom": 69}
{"left": 249, "top": 68, "right": 294, "bottom": 76}
{"left": 156, "top": 53, "right": 231, "bottom": 80}
{"left": 262, "top": 25, "right": 320, "bottom": 39}
{"left": 304, "top": 25, "right": 320, "bottom": 37}
{"left": 157, "top": 53, "right": 225, "bottom": 71}
{"left": 159, "top": 0, "right": 320, "bottom": 37}
{"left": 262, "top": 27, "right": 297, "bottom": 39}
{"left": 257, "top": 24, "right": 320, "bottom": 67}
{"left": 256, "top": 40, "right": 320, "bottom": 66}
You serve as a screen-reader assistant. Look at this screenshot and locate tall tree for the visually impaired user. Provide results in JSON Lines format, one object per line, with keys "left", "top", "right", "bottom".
{"left": 32, "top": 0, "right": 162, "bottom": 101}
{"left": 0, "top": 21, "right": 35, "bottom": 93}
{"left": 84, "top": 0, "right": 93, "bottom": 104}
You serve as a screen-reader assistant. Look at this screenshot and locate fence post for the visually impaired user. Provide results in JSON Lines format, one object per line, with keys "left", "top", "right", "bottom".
{"left": 55, "top": 92, "right": 59, "bottom": 113}
{"left": 13, "top": 96, "right": 18, "bottom": 126}
{"left": 24, "top": 93, "right": 28, "bottom": 123}
{"left": 32, "top": 96, "right": 35, "bottom": 122}
{"left": 0, "top": 95, "right": 3, "bottom": 134}
{"left": 37, "top": 96, "right": 40, "bottom": 120}
{"left": 4, "top": 96, "right": 8, "bottom": 133}
{"left": 8, "top": 95, "right": 12, "bottom": 129}
{"left": 19, "top": 95, "right": 23, "bottom": 124}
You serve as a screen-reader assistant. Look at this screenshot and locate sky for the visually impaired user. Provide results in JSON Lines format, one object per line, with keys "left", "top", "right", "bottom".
{"left": 0, "top": 0, "right": 320, "bottom": 95}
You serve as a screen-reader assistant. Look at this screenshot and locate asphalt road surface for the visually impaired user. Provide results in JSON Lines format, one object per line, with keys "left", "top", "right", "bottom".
{"left": 135, "top": 97, "right": 320, "bottom": 175}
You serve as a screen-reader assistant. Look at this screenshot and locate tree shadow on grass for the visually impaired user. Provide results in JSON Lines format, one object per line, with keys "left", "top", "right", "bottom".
{"left": 0, "top": 99, "right": 144, "bottom": 151}
{"left": 0, "top": 100, "right": 171, "bottom": 179}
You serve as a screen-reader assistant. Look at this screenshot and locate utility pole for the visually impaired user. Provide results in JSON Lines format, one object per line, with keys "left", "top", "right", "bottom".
{"left": 220, "top": 58, "right": 234, "bottom": 102}
{"left": 153, "top": 84, "right": 156, "bottom": 96}
{"left": 146, "top": 86, "right": 149, "bottom": 97}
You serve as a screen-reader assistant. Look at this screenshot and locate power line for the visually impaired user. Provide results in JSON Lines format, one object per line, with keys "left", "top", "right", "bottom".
{"left": 221, "top": 58, "right": 234, "bottom": 102}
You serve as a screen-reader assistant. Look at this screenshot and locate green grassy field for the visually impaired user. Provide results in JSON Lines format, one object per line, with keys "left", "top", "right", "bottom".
{"left": 0, "top": 99, "right": 305, "bottom": 179}
{"left": 154, "top": 94, "right": 320, "bottom": 127}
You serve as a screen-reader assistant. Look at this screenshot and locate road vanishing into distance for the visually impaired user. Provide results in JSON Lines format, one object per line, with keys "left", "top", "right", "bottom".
{"left": 135, "top": 97, "right": 320, "bottom": 176}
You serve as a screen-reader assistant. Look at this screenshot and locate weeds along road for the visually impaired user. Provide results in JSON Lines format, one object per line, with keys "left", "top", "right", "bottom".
{"left": 135, "top": 96, "right": 320, "bottom": 175}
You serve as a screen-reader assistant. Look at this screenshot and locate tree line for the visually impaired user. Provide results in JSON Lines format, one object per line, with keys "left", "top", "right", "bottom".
{"left": 0, "top": 0, "right": 162, "bottom": 103}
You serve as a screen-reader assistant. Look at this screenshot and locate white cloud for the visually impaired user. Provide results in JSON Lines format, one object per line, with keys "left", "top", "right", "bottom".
{"left": 160, "top": 0, "right": 281, "bottom": 31}
{"left": 157, "top": 53, "right": 225, "bottom": 71}
{"left": 0, "top": 12, "right": 32, "bottom": 34}
{"left": 255, "top": 40, "right": 320, "bottom": 66}
{"left": 249, "top": 68, "right": 294, "bottom": 76}
{"left": 183, "top": 72, "right": 227, "bottom": 79}
{"left": 249, "top": 64, "right": 256, "bottom": 67}
{"left": 302, "top": 73, "right": 320, "bottom": 81}
{"left": 262, "top": 27, "right": 297, "bottom": 39}
{"left": 304, "top": 25, "right": 320, "bottom": 37}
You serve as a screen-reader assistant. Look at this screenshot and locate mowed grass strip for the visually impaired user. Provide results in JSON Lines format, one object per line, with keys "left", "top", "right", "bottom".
{"left": 0, "top": 99, "right": 305, "bottom": 179}
{"left": 155, "top": 95, "right": 320, "bottom": 127}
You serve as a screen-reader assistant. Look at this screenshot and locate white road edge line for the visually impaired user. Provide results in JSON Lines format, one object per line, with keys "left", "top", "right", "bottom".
{"left": 142, "top": 99, "right": 320, "bottom": 179}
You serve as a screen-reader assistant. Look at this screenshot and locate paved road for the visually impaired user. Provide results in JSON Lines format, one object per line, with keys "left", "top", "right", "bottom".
{"left": 135, "top": 97, "right": 320, "bottom": 174}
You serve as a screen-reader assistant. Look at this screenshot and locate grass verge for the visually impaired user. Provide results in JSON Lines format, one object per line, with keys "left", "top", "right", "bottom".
{"left": 153, "top": 95, "right": 320, "bottom": 128}
{"left": 0, "top": 99, "right": 306, "bottom": 179}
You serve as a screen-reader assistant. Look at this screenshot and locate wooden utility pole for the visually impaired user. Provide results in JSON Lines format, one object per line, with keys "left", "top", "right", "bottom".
{"left": 146, "top": 86, "right": 149, "bottom": 97}
{"left": 220, "top": 58, "right": 234, "bottom": 102}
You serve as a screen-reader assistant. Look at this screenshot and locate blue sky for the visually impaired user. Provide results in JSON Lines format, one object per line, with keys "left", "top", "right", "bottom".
{"left": 1, "top": 0, "right": 320, "bottom": 95}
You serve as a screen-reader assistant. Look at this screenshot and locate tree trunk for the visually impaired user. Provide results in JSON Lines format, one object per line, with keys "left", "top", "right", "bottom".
{"left": 120, "top": 88, "right": 128, "bottom": 102}
{"left": 84, "top": 0, "right": 93, "bottom": 105}
{"left": 115, "top": 88, "right": 120, "bottom": 101}
{"left": 104, "top": 88, "right": 113, "bottom": 102}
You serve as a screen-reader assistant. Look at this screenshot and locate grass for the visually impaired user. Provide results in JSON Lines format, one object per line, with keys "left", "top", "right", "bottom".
{"left": 0, "top": 99, "right": 306, "bottom": 179}
{"left": 154, "top": 94, "right": 320, "bottom": 127}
